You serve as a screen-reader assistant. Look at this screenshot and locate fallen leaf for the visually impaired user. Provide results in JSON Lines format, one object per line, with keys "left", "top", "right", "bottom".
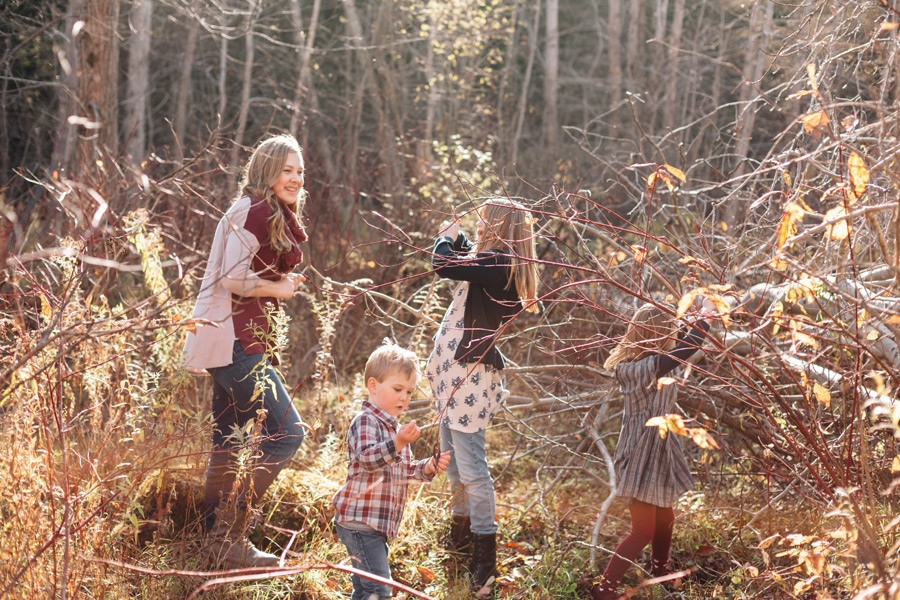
{"left": 759, "top": 534, "right": 781, "bottom": 549}
{"left": 417, "top": 565, "right": 436, "bottom": 583}
{"left": 892, "top": 456, "right": 900, "bottom": 474}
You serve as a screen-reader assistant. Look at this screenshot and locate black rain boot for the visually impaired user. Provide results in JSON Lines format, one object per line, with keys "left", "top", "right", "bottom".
{"left": 445, "top": 515, "right": 474, "bottom": 553}
{"left": 469, "top": 532, "right": 497, "bottom": 593}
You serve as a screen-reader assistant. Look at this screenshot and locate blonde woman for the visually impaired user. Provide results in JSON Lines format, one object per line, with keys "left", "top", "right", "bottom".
{"left": 589, "top": 299, "right": 713, "bottom": 599}
{"left": 183, "top": 134, "right": 308, "bottom": 567}
{"left": 425, "top": 198, "right": 539, "bottom": 590}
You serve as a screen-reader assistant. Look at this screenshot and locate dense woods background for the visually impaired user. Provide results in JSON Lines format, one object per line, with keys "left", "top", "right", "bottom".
{"left": 3, "top": 0, "right": 900, "bottom": 598}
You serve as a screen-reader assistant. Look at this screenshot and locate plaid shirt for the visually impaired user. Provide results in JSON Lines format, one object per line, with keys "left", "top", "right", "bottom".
{"left": 332, "top": 400, "right": 435, "bottom": 539}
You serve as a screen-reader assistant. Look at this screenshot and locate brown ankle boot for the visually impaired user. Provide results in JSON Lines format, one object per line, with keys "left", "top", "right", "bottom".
{"left": 589, "top": 575, "right": 618, "bottom": 600}
{"left": 203, "top": 503, "right": 279, "bottom": 568}
{"left": 444, "top": 515, "right": 473, "bottom": 552}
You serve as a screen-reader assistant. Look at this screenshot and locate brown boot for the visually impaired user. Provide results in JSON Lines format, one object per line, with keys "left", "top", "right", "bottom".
{"left": 203, "top": 503, "right": 279, "bottom": 568}
{"left": 444, "top": 515, "right": 473, "bottom": 553}
{"left": 469, "top": 532, "right": 496, "bottom": 594}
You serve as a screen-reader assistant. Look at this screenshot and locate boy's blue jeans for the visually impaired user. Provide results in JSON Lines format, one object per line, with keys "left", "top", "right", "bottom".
{"left": 440, "top": 423, "right": 497, "bottom": 534}
{"left": 203, "top": 340, "right": 305, "bottom": 528}
{"left": 335, "top": 523, "right": 393, "bottom": 600}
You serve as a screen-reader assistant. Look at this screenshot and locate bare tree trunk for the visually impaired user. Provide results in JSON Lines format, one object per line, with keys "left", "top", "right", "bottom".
{"left": 543, "top": 0, "right": 560, "bottom": 156}
{"left": 625, "top": 0, "right": 643, "bottom": 87}
{"left": 173, "top": 3, "right": 199, "bottom": 158}
{"left": 288, "top": 0, "right": 321, "bottom": 139}
{"left": 230, "top": 1, "right": 258, "bottom": 167}
{"left": 662, "top": 0, "right": 684, "bottom": 130}
{"left": 607, "top": 0, "right": 623, "bottom": 107}
{"left": 55, "top": 0, "right": 120, "bottom": 172}
{"left": 217, "top": 12, "right": 228, "bottom": 126}
{"left": 512, "top": 0, "right": 541, "bottom": 166}
{"left": 123, "top": 0, "right": 152, "bottom": 161}
{"left": 496, "top": 0, "right": 520, "bottom": 167}
{"left": 419, "top": 3, "right": 439, "bottom": 168}
{"left": 343, "top": 0, "right": 380, "bottom": 190}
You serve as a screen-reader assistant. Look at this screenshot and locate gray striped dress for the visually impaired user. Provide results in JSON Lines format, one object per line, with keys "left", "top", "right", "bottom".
{"left": 613, "top": 356, "right": 695, "bottom": 507}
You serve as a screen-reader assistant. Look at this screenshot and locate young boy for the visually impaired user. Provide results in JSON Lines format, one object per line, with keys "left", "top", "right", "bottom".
{"left": 332, "top": 342, "right": 451, "bottom": 600}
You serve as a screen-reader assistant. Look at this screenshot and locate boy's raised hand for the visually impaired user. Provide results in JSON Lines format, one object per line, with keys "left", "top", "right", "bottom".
{"left": 425, "top": 450, "right": 452, "bottom": 475}
{"left": 395, "top": 420, "right": 421, "bottom": 449}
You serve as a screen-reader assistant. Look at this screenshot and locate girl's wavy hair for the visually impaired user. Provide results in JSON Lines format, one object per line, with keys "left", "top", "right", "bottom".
{"left": 475, "top": 198, "right": 539, "bottom": 313}
{"left": 237, "top": 134, "right": 306, "bottom": 254}
{"left": 604, "top": 303, "right": 677, "bottom": 370}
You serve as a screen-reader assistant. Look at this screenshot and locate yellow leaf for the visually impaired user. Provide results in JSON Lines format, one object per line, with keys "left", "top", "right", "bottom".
{"left": 720, "top": 221, "right": 728, "bottom": 232}
{"left": 786, "top": 89, "right": 813, "bottom": 101}
{"left": 782, "top": 169, "right": 792, "bottom": 187}
{"left": 662, "top": 164, "right": 686, "bottom": 183}
{"left": 40, "top": 294, "right": 52, "bottom": 319}
{"left": 867, "top": 329, "right": 879, "bottom": 341}
{"left": 647, "top": 172, "right": 658, "bottom": 191}
{"left": 775, "top": 202, "right": 806, "bottom": 252}
{"left": 645, "top": 416, "right": 669, "bottom": 439}
{"left": 659, "top": 172, "right": 675, "bottom": 191}
{"left": 824, "top": 204, "right": 851, "bottom": 240}
{"left": 688, "top": 427, "right": 720, "bottom": 450}
{"left": 813, "top": 382, "right": 831, "bottom": 408}
{"left": 880, "top": 22, "right": 899, "bottom": 31}
{"left": 769, "top": 258, "right": 787, "bottom": 270}
{"left": 759, "top": 534, "right": 781, "bottom": 550}
{"left": 794, "top": 580, "right": 812, "bottom": 595}
{"left": 664, "top": 413, "right": 687, "bottom": 436}
{"left": 848, "top": 151, "right": 868, "bottom": 202}
{"left": 801, "top": 111, "right": 829, "bottom": 137}
{"left": 746, "top": 565, "right": 759, "bottom": 577}
{"left": 868, "top": 371, "right": 885, "bottom": 395}
{"left": 657, "top": 376, "right": 677, "bottom": 390}
{"left": 891, "top": 456, "right": 900, "bottom": 474}
{"left": 676, "top": 288, "right": 705, "bottom": 318}
{"left": 806, "top": 64, "right": 818, "bottom": 92}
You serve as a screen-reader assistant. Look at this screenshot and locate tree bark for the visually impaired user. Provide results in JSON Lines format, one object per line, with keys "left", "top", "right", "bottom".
{"left": 543, "top": 0, "right": 560, "bottom": 156}
{"left": 173, "top": 2, "right": 199, "bottom": 158}
{"left": 55, "top": 0, "right": 120, "bottom": 172}
{"left": 625, "top": 0, "right": 643, "bottom": 87}
{"left": 606, "top": 0, "right": 623, "bottom": 108}
{"left": 288, "top": 0, "right": 321, "bottom": 139}
{"left": 217, "top": 12, "right": 228, "bottom": 126}
{"left": 661, "top": 0, "right": 684, "bottom": 130}
{"left": 123, "top": 0, "right": 152, "bottom": 161}
{"left": 512, "top": 0, "right": 541, "bottom": 166}
{"left": 230, "top": 1, "right": 259, "bottom": 167}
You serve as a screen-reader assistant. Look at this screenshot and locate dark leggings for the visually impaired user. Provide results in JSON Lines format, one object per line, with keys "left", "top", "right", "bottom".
{"left": 595, "top": 500, "right": 675, "bottom": 597}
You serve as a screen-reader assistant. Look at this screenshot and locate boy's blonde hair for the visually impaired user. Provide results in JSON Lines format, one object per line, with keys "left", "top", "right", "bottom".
{"left": 604, "top": 303, "right": 677, "bottom": 370}
{"left": 238, "top": 134, "right": 306, "bottom": 254}
{"left": 475, "top": 198, "right": 540, "bottom": 313}
{"left": 364, "top": 341, "right": 421, "bottom": 383}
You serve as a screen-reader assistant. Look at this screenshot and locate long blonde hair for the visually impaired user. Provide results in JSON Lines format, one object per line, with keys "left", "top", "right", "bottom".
{"left": 604, "top": 303, "right": 677, "bottom": 370}
{"left": 238, "top": 134, "right": 306, "bottom": 254}
{"left": 476, "top": 198, "right": 539, "bottom": 313}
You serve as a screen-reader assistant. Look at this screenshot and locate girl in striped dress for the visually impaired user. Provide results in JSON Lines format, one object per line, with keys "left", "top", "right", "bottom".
{"left": 590, "top": 300, "right": 713, "bottom": 600}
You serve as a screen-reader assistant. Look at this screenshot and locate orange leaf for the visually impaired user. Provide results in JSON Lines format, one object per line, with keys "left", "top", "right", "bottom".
{"left": 786, "top": 89, "right": 813, "bottom": 101}
{"left": 662, "top": 164, "right": 686, "bottom": 183}
{"left": 888, "top": 315, "right": 900, "bottom": 324}
{"left": 657, "top": 376, "right": 677, "bottom": 390}
{"left": 645, "top": 416, "right": 670, "bottom": 439}
{"left": 880, "top": 22, "right": 899, "bottom": 31}
{"left": 688, "top": 427, "right": 720, "bottom": 450}
{"left": 848, "top": 151, "right": 868, "bottom": 202}
{"left": 782, "top": 169, "right": 792, "bottom": 188}
{"left": 823, "top": 204, "right": 851, "bottom": 240}
{"left": 658, "top": 172, "right": 675, "bottom": 191}
{"left": 676, "top": 288, "right": 705, "bottom": 318}
{"left": 800, "top": 111, "right": 829, "bottom": 137}
{"left": 775, "top": 202, "right": 806, "bottom": 252}
{"left": 632, "top": 245, "right": 647, "bottom": 263}
{"left": 806, "top": 64, "right": 818, "bottom": 92}
{"left": 417, "top": 566, "right": 437, "bottom": 583}
{"left": 759, "top": 534, "right": 781, "bottom": 549}
{"left": 813, "top": 382, "right": 831, "bottom": 408}
{"left": 40, "top": 294, "right": 52, "bottom": 319}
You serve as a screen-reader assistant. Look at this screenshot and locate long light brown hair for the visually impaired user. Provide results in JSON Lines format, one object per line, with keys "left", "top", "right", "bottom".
{"left": 237, "top": 134, "right": 306, "bottom": 254}
{"left": 475, "top": 198, "right": 539, "bottom": 313}
{"left": 603, "top": 303, "right": 677, "bottom": 370}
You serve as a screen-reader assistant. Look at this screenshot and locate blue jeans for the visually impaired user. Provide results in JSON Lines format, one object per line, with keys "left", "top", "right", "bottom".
{"left": 203, "top": 341, "right": 305, "bottom": 527}
{"left": 208, "top": 341, "right": 305, "bottom": 455}
{"left": 335, "top": 523, "right": 393, "bottom": 600}
{"left": 440, "top": 423, "right": 497, "bottom": 535}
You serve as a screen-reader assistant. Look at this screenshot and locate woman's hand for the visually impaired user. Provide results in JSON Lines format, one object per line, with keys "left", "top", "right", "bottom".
{"left": 438, "top": 219, "right": 460, "bottom": 240}
{"left": 270, "top": 273, "right": 305, "bottom": 299}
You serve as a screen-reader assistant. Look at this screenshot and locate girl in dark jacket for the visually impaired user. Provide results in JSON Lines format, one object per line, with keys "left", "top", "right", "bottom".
{"left": 425, "top": 198, "right": 539, "bottom": 590}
